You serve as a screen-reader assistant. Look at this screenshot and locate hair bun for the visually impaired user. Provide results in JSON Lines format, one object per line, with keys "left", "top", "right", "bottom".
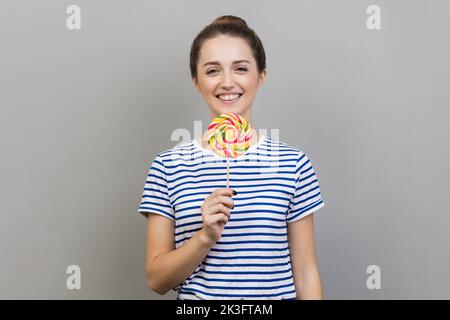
{"left": 211, "top": 15, "right": 248, "bottom": 27}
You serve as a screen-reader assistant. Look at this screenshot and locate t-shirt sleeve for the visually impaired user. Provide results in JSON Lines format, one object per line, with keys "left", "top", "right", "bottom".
{"left": 138, "top": 154, "right": 175, "bottom": 221}
{"left": 286, "top": 150, "right": 325, "bottom": 223}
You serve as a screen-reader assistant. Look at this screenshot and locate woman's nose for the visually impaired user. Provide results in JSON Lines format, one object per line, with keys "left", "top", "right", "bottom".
{"left": 220, "top": 72, "right": 235, "bottom": 88}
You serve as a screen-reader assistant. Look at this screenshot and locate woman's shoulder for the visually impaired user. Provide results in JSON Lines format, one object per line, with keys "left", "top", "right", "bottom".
{"left": 263, "top": 135, "right": 303, "bottom": 155}
{"left": 155, "top": 139, "right": 197, "bottom": 161}
{"left": 263, "top": 136, "right": 319, "bottom": 171}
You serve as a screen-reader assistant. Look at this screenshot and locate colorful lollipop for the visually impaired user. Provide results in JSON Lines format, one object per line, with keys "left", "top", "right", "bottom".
{"left": 207, "top": 112, "right": 253, "bottom": 188}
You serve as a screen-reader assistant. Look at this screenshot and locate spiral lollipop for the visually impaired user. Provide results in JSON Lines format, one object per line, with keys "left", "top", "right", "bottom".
{"left": 207, "top": 112, "right": 253, "bottom": 188}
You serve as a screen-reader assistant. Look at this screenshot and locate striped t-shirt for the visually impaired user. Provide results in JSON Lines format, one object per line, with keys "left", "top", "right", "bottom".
{"left": 138, "top": 134, "right": 325, "bottom": 300}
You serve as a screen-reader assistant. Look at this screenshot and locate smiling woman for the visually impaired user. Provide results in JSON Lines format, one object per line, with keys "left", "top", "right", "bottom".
{"left": 139, "top": 15, "right": 325, "bottom": 301}
{"left": 190, "top": 16, "right": 266, "bottom": 132}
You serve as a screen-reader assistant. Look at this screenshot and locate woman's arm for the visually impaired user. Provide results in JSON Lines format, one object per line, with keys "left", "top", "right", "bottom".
{"left": 287, "top": 213, "right": 324, "bottom": 299}
{"left": 146, "top": 213, "right": 215, "bottom": 295}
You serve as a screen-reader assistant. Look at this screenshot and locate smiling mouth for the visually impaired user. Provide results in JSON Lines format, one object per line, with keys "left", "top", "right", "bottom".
{"left": 215, "top": 93, "right": 243, "bottom": 104}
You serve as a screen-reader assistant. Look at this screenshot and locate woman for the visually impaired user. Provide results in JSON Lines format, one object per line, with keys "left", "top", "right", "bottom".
{"left": 138, "top": 15, "right": 325, "bottom": 300}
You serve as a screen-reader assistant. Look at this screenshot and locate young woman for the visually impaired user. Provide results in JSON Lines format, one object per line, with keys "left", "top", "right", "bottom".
{"left": 138, "top": 15, "right": 325, "bottom": 300}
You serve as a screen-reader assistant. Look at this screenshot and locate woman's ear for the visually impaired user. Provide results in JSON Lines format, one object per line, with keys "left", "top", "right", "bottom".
{"left": 192, "top": 77, "right": 200, "bottom": 91}
{"left": 258, "top": 70, "right": 267, "bottom": 87}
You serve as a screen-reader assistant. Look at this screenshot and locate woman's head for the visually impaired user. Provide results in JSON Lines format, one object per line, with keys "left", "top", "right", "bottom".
{"left": 190, "top": 15, "right": 266, "bottom": 121}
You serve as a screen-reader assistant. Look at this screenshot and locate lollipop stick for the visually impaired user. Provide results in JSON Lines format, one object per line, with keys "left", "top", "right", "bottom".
{"left": 226, "top": 159, "right": 229, "bottom": 189}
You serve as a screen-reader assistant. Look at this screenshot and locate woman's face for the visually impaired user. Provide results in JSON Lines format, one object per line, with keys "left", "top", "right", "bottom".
{"left": 193, "top": 35, "right": 266, "bottom": 121}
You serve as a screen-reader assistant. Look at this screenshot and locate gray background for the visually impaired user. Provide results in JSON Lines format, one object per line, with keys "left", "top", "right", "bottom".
{"left": 1, "top": 0, "right": 449, "bottom": 299}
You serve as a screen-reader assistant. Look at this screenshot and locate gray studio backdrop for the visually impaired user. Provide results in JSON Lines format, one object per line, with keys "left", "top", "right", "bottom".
{"left": 1, "top": 0, "right": 449, "bottom": 299}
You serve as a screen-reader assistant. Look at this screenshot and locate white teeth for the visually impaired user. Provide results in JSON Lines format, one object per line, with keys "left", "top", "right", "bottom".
{"left": 218, "top": 94, "right": 240, "bottom": 101}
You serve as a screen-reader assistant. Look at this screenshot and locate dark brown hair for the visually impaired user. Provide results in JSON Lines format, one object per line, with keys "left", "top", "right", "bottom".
{"left": 190, "top": 15, "right": 266, "bottom": 81}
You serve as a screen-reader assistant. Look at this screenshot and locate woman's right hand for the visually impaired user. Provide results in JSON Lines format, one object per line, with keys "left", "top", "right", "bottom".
{"left": 200, "top": 188, "right": 237, "bottom": 243}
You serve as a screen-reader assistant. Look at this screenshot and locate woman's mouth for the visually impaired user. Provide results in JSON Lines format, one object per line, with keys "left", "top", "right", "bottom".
{"left": 216, "top": 93, "right": 243, "bottom": 105}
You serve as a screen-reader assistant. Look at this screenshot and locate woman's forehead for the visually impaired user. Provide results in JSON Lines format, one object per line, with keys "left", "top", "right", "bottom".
{"left": 199, "top": 36, "right": 254, "bottom": 65}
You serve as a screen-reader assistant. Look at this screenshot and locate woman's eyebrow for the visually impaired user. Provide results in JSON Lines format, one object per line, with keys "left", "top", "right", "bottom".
{"left": 202, "top": 60, "right": 251, "bottom": 67}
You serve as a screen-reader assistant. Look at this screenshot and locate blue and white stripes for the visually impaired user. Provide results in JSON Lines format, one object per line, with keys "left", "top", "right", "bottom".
{"left": 138, "top": 134, "right": 324, "bottom": 300}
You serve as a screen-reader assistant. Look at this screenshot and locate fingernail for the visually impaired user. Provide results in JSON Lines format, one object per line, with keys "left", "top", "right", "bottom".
{"left": 232, "top": 205, "right": 235, "bottom": 209}
{"left": 232, "top": 189, "right": 237, "bottom": 195}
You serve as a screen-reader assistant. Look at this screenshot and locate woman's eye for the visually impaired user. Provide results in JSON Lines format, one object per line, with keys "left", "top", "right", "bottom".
{"left": 206, "top": 67, "right": 247, "bottom": 75}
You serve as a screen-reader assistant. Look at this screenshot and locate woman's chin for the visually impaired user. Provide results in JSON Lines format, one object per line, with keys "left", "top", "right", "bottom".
{"left": 216, "top": 102, "right": 246, "bottom": 112}
{"left": 209, "top": 101, "right": 250, "bottom": 116}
